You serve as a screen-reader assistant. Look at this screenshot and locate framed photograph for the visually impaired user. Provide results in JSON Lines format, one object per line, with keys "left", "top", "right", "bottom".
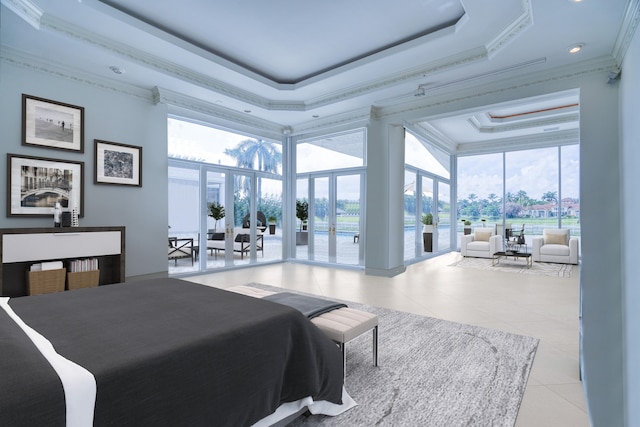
{"left": 94, "top": 139, "right": 142, "bottom": 187}
{"left": 22, "top": 94, "right": 85, "bottom": 152}
{"left": 7, "top": 154, "right": 84, "bottom": 217}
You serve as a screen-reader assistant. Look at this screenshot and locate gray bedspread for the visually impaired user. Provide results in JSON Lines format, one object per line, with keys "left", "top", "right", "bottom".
{"left": 2, "top": 278, "right": 344, "bottom": 427}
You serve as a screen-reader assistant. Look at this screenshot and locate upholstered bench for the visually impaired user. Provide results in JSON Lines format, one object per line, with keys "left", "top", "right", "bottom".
{"left": 228, "top": 285, "right": 378, "bottom": 368}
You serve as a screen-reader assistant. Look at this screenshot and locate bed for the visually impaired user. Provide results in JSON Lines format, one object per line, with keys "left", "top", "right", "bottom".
{"left": 0, "top": 278, "right": 353, "bottom": 426}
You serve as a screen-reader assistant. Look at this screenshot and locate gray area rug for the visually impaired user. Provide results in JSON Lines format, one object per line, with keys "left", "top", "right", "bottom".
{"left": 246, "top": 283, "right": 539, "bottom": 427}
{"left": 450, "top": 256, "right": 574, "bottom": 277}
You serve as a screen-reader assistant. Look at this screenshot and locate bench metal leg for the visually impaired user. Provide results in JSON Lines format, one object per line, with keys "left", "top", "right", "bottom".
{"left": 373, "top": 325, "right": 378, "bottom": 367}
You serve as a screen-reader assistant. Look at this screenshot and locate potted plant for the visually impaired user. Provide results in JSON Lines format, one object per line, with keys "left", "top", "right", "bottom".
{"left": 267, "top": 215, "right": 277, "bottom": 235}
{"left": 295, "top": 200, "right": 309, "bottom": 245}
{"left": 422, "top": 213, "right": 433, "bottom": 233}
{"left": 462, "top": 219, "right": 472, "bottom": 235}
{"left": 207, "top": 201, "right": 225, "bottom": 232}
{"left": 296, "top": 200, "right": 308, "bottom": 231}
{"left": 422, "top": 213, "right": 434, "bottom": 252}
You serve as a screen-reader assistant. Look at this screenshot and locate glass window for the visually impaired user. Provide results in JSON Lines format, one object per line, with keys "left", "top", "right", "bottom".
{"left": 297, "top": 129, "right": 365, "bottom": 173}
{"left": 506, "top": 147, "right": 558, "bottom": 237}
{"left": 168, "top": 118, "right": 282, "bottom": 174}
{"left": 457, "top": 152, "right": 503, "bottom": 229}
{"left": 405, "top": 132, "right": 450, "bottom": 179}
{"left": 561, "top": 145, "right": 580, "bottom": 237}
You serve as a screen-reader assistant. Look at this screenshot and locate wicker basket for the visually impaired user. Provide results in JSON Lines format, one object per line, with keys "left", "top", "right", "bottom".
{"left": 67, "top": 270, "right": 100, "bottom": 290}
{"left": 27, "top": 268, "right": 66, "bottom": 296}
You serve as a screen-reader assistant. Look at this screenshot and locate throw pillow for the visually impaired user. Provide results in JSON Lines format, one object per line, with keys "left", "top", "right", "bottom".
{"left": 544, "top": 232, "right": 568, "bottom": 245}
{"left": 474, "top": 230, "right": 492, "bottom": 242}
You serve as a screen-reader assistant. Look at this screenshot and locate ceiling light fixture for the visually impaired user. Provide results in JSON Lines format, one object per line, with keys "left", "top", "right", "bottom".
{"left": 568, "top": 43, "right": 584, "bottom": 54}
{"left": 109, "top": 65, "right": 124, "bottom": 74}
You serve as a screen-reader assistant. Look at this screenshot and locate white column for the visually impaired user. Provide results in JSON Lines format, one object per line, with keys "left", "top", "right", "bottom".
{"left": 364, "top": 117, "right": 406, "bottom": 277}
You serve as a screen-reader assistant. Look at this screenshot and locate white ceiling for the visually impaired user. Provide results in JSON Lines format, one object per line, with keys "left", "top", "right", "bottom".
{"left": 0, "top": 0, "right": 632, "bottom": 147}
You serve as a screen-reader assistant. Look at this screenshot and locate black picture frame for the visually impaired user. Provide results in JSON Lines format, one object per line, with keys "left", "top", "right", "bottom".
{"left": 22, "top": 94, "right": 85, "bottom": 152}
{"left": 7, "top": 153, "right": 84, "bottom": 217}
{"left": 94, "top": 139, "right": 142, "bottom": 187}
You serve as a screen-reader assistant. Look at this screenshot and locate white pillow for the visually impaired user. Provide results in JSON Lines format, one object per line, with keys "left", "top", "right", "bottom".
{"left": 474, "top": 230, "right": 492, "bottom": 242}
{"left": 544, "top": 230, "right": 568, "bottom": 246}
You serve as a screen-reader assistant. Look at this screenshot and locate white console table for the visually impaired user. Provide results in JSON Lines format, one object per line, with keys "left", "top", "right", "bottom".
{"left": 0, "top": 227, "right": 125, "bottom": 297}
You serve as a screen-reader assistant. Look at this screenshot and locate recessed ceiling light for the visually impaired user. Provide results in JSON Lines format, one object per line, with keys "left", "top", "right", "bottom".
{"left": 244, "top": 109, "right": 251, "bottom": 113}
{"left": 568, "top": 44, "right": 584, "bottom": 54}
{"left": 109, "top": 65, "right": 124, "bottom": 75}
{"left": 312, "top": 115, "right": 320, "bottom": 118}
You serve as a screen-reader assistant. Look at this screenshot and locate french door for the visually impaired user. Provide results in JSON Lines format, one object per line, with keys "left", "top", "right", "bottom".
{"left": 203, "top": 167, "right": 281, "bottom": 269}
{"left": 405, "top": 168, "right": 451, "bottom": 260}
{"left": 296, "top": 172, "right": 363, "bottom": 266}
{"left": 168, "top": 160, "right": 281, "bottom": 274}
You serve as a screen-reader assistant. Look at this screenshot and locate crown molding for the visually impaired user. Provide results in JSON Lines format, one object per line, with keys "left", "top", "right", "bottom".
{"left": 289, "top": 108, "right": 372, "bottom": 140}
{"left": 405, "top": 122, "right": 458, "bottom": 154}
{"left": 455, "top": 128, "right": 580, "bottom": 155}
{"left": 2, "top": 0, "right": 519, "bottom": 115}
{"left": 35, "top": 13, "right": 288, "bottom": 111}
{"left": 467, "top": 113, "right": 579, "bottom": 134}
{"left": 153, "top": 87, "right": 284, "bottom": 140}
{"left": 612, "top": 0, "right": 640, "bottom": 64}
{"left": 0, "top": 45, "right": 154, "bottom": 102}
{"left": 486, "top": 0, "right": 533, "bottom": 57}
{"left": 1, "top": 0, "right": 41, "bottom": 29}
{"left": 378, "top": 56, "right": 618, "bottom": 122}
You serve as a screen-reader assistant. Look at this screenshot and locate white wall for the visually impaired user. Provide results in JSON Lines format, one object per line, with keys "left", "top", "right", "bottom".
{"left": 0, "top": 60, "right": 169, "bottom": 279}
{"left": 620, "top": 24, "right": 640, "bottom": 427}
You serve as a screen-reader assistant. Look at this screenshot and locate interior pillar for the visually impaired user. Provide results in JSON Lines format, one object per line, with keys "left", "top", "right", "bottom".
{"left": 364, "top": 116, "right": 406, "bottom": 277}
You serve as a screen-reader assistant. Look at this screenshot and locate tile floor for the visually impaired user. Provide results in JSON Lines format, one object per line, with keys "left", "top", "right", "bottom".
{"left": 184, "top": 251, "right": 590, "bottom": 427}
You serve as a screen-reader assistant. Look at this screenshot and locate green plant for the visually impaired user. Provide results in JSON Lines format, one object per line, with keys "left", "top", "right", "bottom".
{"left": 464, "top": 219, "right": 471, "bottom": 226}
{"left": 421, "top": 213, "right": 433, "bottom": 225}
{"left": 207, "top": 201, "right": 225, "bottom": 230}
{"left": 296, "top": 200, "right": 309, "bottom": 231}
{"left": 267, "top": 215, "right": 277, "bottom": 224}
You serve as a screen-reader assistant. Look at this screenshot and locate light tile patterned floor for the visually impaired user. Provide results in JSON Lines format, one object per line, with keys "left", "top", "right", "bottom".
{"left": 184, "top": 252, "right": 589, "bottom": 427}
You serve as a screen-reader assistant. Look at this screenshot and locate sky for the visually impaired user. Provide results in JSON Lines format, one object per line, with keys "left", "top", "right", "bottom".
{"left": 457, "top": 145, "right": 579, "bottom": 202}
{"left": 168, "top": 118, "right": 579, "bottom": 204}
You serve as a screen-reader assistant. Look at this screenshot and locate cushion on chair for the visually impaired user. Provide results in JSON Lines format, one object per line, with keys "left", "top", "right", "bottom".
{"left": 474, "top": 230, "right": 492, "bottom": 242}
{"left": 467, "top": 241, "right": 490, "bottom": 251}
{"left": 540, "top": 244, "right": 571, "bottom": 256}
{"left": 543, "top": 229, "right": 569, "bottom": 245}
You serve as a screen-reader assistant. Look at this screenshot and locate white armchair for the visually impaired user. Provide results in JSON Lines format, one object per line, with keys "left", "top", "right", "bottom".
{"left": 532, "top": 229, "right": 579, "bottom": 264}
{"left": 461, "top": 229, "right": 503, "bottom": 259}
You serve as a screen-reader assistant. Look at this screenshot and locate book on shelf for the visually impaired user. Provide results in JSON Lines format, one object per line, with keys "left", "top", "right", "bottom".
{"left": 68, "top": 258, "right": 99, "bottom": 273}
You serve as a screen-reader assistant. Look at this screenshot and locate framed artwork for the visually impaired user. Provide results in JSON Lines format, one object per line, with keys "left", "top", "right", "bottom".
{"left": 22, "top": 94, "right": 85, "bottom": 152}
{"left": 7, "top": 153, "right": 84, "bottom": 217}
{"left": 94, "top": 139, "right": 142, "bottom": 187}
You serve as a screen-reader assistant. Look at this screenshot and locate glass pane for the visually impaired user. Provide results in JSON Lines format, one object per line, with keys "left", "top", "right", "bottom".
{"left": 405, "top": 132, "right": 450, "bottom": 179}
{"left": 336, "top": 175, "right": 361, "bottom": 265}
{"left": 204, "top": 170, "right": 226, "bottom": 269}
{"left": 404, "top": 170, "right": 417, "bottom": 260}
{"left": 312, "top": 177, "right": 329, "bottom": 262}
{"left": 506, "top": 147, "right": 558, "bottom": 246}
{"left": 168, "top": 164, "right": 199, "bottom": 274}
{"left": 233, "top": 173, "right": 252, "bottom": 266}
{"left": 257, "top": 177, "right": 283, "bottom": 264}
{"left": 296, "top": 178, "right": 309, "bottom": 259}
{"left": 457, "top": 153, "right": 503, "bottom": 246}
{"left": 561, "top": 145, "right": 580, "bottom": 240}
{"left": 438, "top": 181, "right": 451, "bottom": 251}
{"left": 168, "top": 118, "right": 282, "bottom": 174}
{"left": 421, "top": 176, "right": 434, "bottom": 254}
{"left": 297, "top": 130, "right": 365, "bottom": 173}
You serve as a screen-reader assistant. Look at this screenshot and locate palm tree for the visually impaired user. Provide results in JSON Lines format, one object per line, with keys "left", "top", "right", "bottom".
{"left": 224, "top": 139, "right": 282, "bottom": 198}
